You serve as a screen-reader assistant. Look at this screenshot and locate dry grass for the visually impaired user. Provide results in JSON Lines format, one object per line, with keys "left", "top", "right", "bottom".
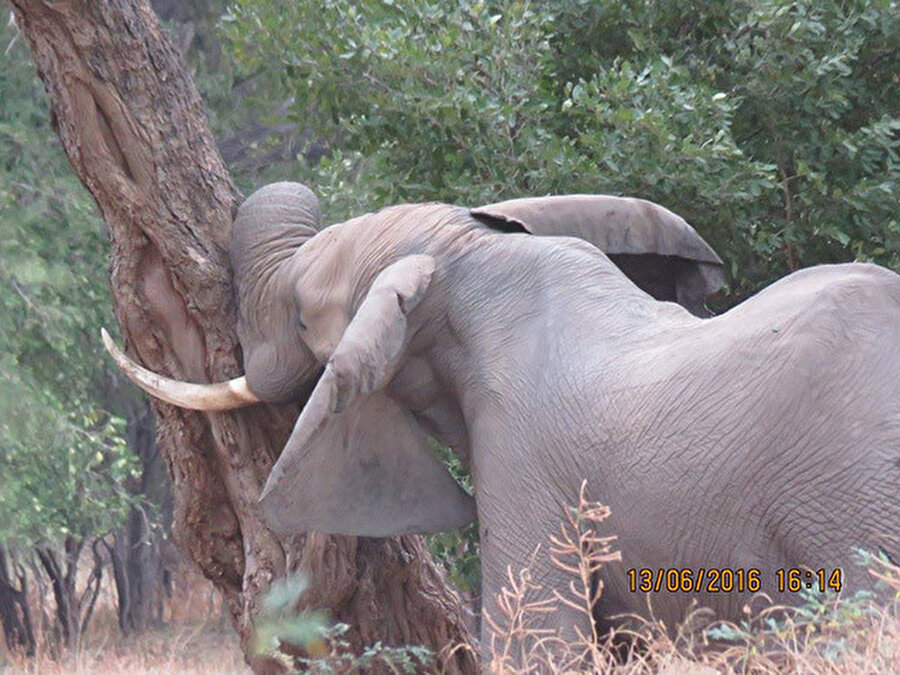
{"left": 0, "top": 564, "right": 248, "bottom": 674}
{"left": 4, "top": 491, "right": 897, "bottom": 673}
{"left": 0, "top": 625, "right": 248, "bottom": 675}
{"left": 465, "top": 481, "right": 900, "bottom": 674}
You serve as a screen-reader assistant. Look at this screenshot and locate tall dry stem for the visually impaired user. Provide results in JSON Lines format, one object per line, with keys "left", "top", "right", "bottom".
{"left": 484, "top": 481, "right": 621, "bottom": 673}
{"left": 548, "top": 479, "right": 622, "bottom": 671}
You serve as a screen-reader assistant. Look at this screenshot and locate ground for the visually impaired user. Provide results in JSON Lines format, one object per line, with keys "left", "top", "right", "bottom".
{"left": 0, "top": 565, "right": 248, "bottom": 675}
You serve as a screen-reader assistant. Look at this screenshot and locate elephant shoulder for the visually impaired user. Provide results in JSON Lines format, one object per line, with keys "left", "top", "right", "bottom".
{"left": 777, "top": 263, "right": 900, "bottom": 332}
{"left": 716, "top": 263, "right": 900, "bottom": 381}
{"left": 724, "top": 263, "right": 899, "bottom": 327}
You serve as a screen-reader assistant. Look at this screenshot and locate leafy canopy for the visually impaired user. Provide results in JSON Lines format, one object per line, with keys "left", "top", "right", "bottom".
{"left": 0, "top": 18, "right": 137, "bottom": 546}
{"left": 221, "top": 0, "right": 899, "bottom": 300}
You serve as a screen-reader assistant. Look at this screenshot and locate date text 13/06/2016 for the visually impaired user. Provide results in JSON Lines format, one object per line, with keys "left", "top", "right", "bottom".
{"left": 626, "top": 568, "right": 843, "bottom": 594}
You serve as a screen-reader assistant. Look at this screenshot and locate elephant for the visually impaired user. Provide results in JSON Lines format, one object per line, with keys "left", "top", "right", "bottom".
{"left": 104, "top": 182, "right": 900, "bottom": 659}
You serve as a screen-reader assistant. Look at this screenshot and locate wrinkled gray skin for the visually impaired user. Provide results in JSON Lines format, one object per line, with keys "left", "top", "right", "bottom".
{"left": 233, "top": 183, "right": 900, "bottom": 656}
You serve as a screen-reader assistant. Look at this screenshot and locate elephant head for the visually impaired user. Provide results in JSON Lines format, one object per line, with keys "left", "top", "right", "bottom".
{"left": 104, "top": 183, "right": 723, "bottom": 536}
{"left": 104, "top": 182, "right": 324, "bottom": 409}
{"left": 231, "top": 182, "right": 324, "bottom": 402}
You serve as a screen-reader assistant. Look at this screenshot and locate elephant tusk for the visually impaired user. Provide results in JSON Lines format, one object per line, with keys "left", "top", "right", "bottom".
{"left": 101, "top": 327, "right": 261, "bottom": 411}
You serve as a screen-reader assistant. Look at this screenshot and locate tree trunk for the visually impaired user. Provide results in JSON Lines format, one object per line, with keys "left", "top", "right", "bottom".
{"left": 35, "top": 544, "right": 76, "bottom": 648}
{"left": 34, "top": 536, "right": 102, "bottom": 650}
{"left": 105, "top": 397, "right": 175, "bottom": 635}
{"left": 0, "top": 544, "right": 35, "bottom": 656}
{"left": 9, "top": 2, "right": 475, "bottom": 672}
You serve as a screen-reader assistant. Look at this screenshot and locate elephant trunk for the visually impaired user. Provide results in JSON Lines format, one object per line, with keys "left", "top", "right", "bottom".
{"left": 231, "top": 182, "right": 322, "bottom": 289}
{"left": 233, "top": 182, "right": 325, "bottom": 403}
{"left": 101, "top": 328, "right": 260, "bottom": 410}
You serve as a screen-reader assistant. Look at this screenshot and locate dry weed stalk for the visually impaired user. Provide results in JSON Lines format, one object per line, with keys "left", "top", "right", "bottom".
{"left": 483, "top": 481, "right": 621, "bottom": 673}
{"left": 483, "top": 559, "right": 561, "bottom": 672}
{"left": 548, "top": 479, "right": 622, "bottom": 672}
{"left": 868, "top": 549, "right": 900, "bottom": 593}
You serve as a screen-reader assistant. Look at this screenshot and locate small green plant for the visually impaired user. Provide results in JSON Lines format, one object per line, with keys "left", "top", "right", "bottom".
{"left": 427, "top": 439, "right": 481, "bottom": 595}
{"left": 253, "top": 574, "right": 434, "bottom": 673}
{"left": 252, "top": 575, "right": 330, "bottom": 657}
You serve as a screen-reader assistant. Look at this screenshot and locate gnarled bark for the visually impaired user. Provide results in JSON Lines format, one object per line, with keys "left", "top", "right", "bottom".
{"left": 9, "top": 1, "right": 474, "bottom": 672}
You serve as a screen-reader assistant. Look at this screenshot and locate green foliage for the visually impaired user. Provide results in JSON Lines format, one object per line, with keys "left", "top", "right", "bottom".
{"left": 253, "top": 574, "right": 433, "bottom": 672}
{"left": 220, "top": 0, "right": 566, "bottom": 211}
{"left": 252, "top": 575, "right": 331, "bottom": 654}
{"left": 0, "top": 18, "right": 136, "bottom": 546}
{"left": 554, "top": 0, "right": 900, "bottom": 293}
{"left": 428, "top": 521, "right": 481, "bottom": 595}
{"left": 557, "top": 58, "right": 778, "bottom": 287}
{"left": 221, "top": 0, "right": 899, "bottom": 298}
{"left": 722, "top": 0, "right": 900, "bottom": 277}
{"left": 427, "top": 440, "right": 481, "bottom": 593}
{"left": 0, "top": 367, "right": 136, "bottom": 544}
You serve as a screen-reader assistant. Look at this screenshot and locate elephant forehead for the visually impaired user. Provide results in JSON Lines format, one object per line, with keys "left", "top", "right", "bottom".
{"left": 288, "top": 203, "right": 477, "bottom": 344}
{"left": 334, "top": 202, "right": 474, "bottom": 251}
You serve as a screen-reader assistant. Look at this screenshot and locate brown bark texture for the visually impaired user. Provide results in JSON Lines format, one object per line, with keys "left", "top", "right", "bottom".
{"left": 10, "top": 1, "right": 475, "bottom": 672}
{"left": 0, "top": 544, "right": 35, "bottom": 656}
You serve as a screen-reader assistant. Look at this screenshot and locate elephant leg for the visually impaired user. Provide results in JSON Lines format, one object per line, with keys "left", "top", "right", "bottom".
{"left": 477, "top": 509, "right": 596, "bottom": 667}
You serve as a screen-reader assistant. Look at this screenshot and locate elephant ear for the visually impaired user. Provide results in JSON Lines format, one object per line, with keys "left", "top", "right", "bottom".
{"left": 471, "top": 195, "right": 724, "bottom": 315}
{"left": 259, "top": 255, "right": 476, "bottom": 536}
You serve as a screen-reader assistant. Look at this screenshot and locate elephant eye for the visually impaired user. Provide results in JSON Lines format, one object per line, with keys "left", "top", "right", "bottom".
{"left": 295, "top": 299, "right": 307, "bottom": 331}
